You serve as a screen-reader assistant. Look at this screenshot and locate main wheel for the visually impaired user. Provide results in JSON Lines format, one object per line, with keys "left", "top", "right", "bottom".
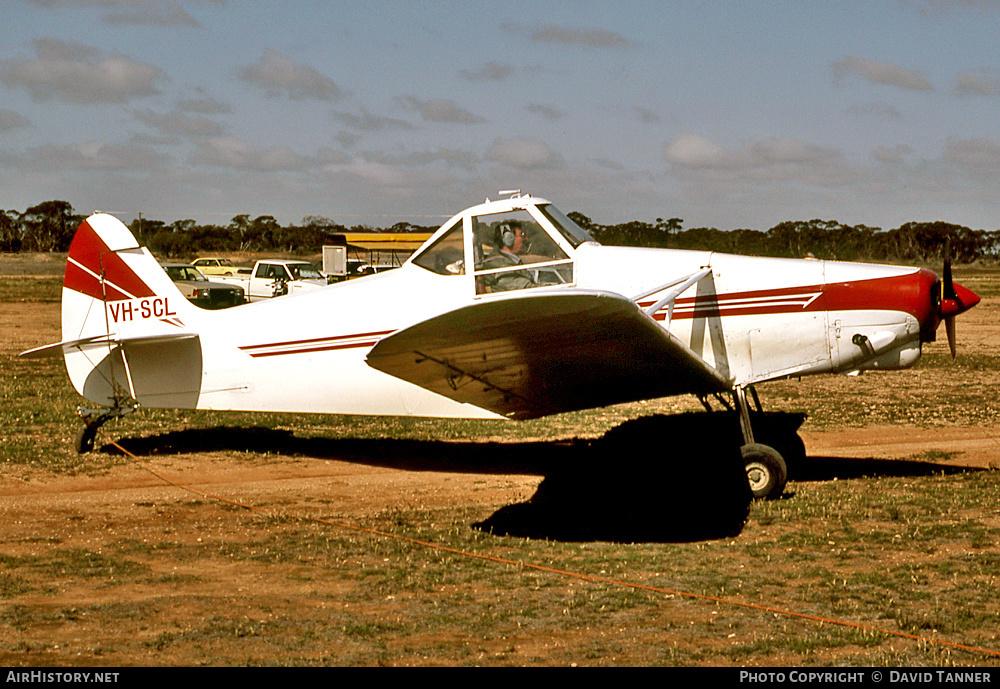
{"left": 742, "top": 443, "right": 787, "bottom": 500}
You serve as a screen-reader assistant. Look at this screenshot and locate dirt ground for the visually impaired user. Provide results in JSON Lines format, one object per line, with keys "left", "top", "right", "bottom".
{"left": 3, "top": 273, "right": 1000, "bottom": 667}
{"left": 802, "top": 425, "right": 1000, "bottom": 470}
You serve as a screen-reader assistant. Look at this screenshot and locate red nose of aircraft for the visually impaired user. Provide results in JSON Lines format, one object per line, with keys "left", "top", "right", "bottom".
{"left": 940, "top": 281, "right": 980, "bottom": 319}
{"left": 915, "top": 267, "right": 980, "bottom": 357}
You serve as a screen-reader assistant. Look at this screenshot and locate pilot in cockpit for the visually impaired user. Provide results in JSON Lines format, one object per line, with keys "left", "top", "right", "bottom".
{"left": 497, "top": 222, "right": 529, "bottom": 259}
{"left": 479, "top": 221, "right": 534, "bottom": 291}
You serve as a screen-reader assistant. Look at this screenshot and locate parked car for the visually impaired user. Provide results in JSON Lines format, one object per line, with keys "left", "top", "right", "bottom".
{"left": 192, "top": 257, "right": 240, "bottom": 276}
{"left": 212, "top": 259, "right": 327, "bottom": 301}
{"left": 161, "top": 263, "right": 246, "bottom": 309}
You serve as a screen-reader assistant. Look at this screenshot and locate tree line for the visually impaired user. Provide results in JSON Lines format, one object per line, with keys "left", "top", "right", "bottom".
{"left": 0, "top": 200, "right": 441, "bottom": 257}
{"left": 571, "top": 214, "right": 1000, "bottom": 264}
{"left": 4, "top": 199, "right": 999, "bottom": 265}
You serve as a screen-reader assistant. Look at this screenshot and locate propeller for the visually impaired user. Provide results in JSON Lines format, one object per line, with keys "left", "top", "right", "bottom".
{"left": 937, "top": 236, "right": 980, "bottom": 358}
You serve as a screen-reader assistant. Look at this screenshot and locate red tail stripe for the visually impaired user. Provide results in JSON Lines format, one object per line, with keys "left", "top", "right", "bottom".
{"left": 63, "top": 260, "right": 132, "bottom": 301}
{"left": 63, "top": 219, "right": 155, "bottom": 302}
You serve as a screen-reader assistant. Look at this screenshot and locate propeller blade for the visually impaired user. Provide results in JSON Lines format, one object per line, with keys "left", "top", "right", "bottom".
{"left": 938, "top": 236, "right": 966, "bottom": 357}
{"left": 942, "top": 236, "right": 956, "bottom": 300}
{"left": 945, "top": 316, "right": 957, "bottom": 358}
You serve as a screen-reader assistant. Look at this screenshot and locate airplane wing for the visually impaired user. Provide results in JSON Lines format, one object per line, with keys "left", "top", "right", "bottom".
{"left": 366, "top": 289, "right": 731, "bottom": 420}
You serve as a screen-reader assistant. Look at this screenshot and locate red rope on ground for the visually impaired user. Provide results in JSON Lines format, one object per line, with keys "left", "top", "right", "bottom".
{"left": 110, "top": 440, "right": 1000, "bottom": 660}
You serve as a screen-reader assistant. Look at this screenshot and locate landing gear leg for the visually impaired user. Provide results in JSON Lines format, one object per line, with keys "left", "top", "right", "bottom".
{"left": 733, "top": 385, "right": 787, "bottom": 500}
{"left": 74, "top": 404, "right": 136, "bottom": 454}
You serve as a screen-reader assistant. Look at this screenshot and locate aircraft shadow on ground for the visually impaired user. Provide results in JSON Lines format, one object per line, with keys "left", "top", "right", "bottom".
{"left": 792, "top": 455, "right": 982, "bottom": 482}
{"left": 109, "top": 421, "right": 750, "bottom": 543}
{"left": 108, "top": 413, "right": 981, "bottom": 544}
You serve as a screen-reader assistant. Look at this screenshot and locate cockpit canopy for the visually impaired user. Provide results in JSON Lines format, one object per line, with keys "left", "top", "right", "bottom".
{"left": 410, "top": 195, "right": 595, "bottom": 295}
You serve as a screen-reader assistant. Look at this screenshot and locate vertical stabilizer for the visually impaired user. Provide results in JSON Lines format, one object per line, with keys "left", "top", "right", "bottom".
{"left": 62, "top": 213, "right": 196, "bottom": 342}
{"left": 60, "top": 214, "right": 203, "bottom": 407}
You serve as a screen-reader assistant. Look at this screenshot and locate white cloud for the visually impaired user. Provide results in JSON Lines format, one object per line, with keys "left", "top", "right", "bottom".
{"left": 238, "top": 51, "right": 343, "bottom": 101}
{"left": 20, "top": 142, "right": 170, "bottom": 171}
{"left": 459, "top": 62, "right": 514, "bottom": 81}
{"left": 955, "top": 69, "right": 1000, "bottom": 97}
{"left": 0, "top": 109, "right": 30, "bottom": 131}
{"left": 397, "top": 96, "right": 484, "bottom": 124}
{"left": 367, "top": 148, "right": 479, "bottom": 171}
{"left": 23, "top": 0, "right": 220, "bottom": 27}
{"left": 0, "top": 37, "right": 167, "bottom": 104}
{"left": 177, "top": 95, "right": 232, "bottom": 114}
{"left": 663, "top": 134, "right": 727, "bottom": 168}
{"left": 525, "top": 103, "right": 564, "bottom": 121}
{"left": 664, "top": 133, "right": 851, "bottom": 188}
{"left": 136, "top": 108, "right": 225, "bottom": 137}
{"left": 634, "top": 107, "right": 661, "bottom": 125}
{"left": 873, "top": 144, "right": 913, "bottom": 164}
{"left": 188, "top": 137, "right": 310, "bottom": 171}
{"left": 324, "top": 158, "right": 407, "bottom": 186}
{"left": 752, "top": 138, "right": 840, "bottom": 165}
{"left": 102, "top": 2, "right": 203, "bottom": 27}
{"left": 943, "top": 136, "right": 1000, "bottom": 180}
{"left": 485, "top": 137, "right": 563, "bottom": 169}
{"left": 902, "top": 0, "right": 1000, "bottom": 15}
{"left": 332, "top": 108, "right": 415, "bottom": 132}
{"left": 183, "top": 138, "right": 350, "bottom": 173}
{"left": 832, "top": 56, "right": 933, "bottom": 91}
{"left": 845, "top": 102, "right": 904, "bottom": 119}
{"left": 505, "top": 23, "right": 632, "bottom": 50}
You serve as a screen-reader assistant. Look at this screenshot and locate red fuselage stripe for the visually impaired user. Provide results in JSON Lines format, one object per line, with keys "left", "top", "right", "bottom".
{"left": 640, "top": 271, "right": 938, "bottom": 326}
{"left": 243, "top": 340, "right": 385, "bottom": 358}
{"left": 239, "top": 330, "right": 396, "bottom": 357}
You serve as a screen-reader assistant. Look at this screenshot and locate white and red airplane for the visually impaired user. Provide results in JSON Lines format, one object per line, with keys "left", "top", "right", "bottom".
{"left": 21, "top": 191, "right": 980, "bottom": 499}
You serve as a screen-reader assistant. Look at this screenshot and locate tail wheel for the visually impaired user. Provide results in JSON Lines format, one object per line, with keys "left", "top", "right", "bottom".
{"left": 742, "top": 443, "right": 787, "bottom": 500}
{"left": 75, "top": 424, "right": 98, "bottom": 454}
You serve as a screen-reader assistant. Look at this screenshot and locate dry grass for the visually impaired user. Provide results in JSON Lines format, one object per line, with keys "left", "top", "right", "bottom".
{"left": 1, "top": 260, "right": 999, "bottom": 666}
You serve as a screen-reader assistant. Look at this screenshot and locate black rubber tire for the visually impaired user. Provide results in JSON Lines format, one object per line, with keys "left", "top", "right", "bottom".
{"left": 75, "top": 424, "right": 97, "bottom": 454}
{"left": 742, "top": 443, "right": 787, "bottom": 500}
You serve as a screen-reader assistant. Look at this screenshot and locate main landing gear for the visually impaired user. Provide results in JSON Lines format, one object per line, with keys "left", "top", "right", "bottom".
{"left": 734, "top": 386, "right": 786, "bottom": 500}
{"left": 702, "top": 386, "right": 803, "bottom": 500}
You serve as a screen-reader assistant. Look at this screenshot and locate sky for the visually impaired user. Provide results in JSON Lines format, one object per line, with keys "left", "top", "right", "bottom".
{"left": 3, "top": 0, "right": 1000, "bottom": 233}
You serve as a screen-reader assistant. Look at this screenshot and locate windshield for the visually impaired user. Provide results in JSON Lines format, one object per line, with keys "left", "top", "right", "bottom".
{"left": 535, "top": 204, "right": 595, "bottom": 248}
{"left": 165, "top": 266, "right": 206, "bottom": 281}
{"left": 412, "top": 219, "right": 465, "bottom": 275}
{"left": 288, "top": 263, "right": 324, "bottom": 280}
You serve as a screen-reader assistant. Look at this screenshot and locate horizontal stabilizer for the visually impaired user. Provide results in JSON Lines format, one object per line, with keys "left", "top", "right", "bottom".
{"left": 19, "top": 332, "right": 198, "bottom": 359}
{"left": 366, "top": 289, "right": 730, "bottom": 419}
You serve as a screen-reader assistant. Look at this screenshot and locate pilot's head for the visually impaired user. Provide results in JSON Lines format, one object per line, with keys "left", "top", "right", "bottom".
{"left": 496, "top": 221, "right": 527, "bottom": 254}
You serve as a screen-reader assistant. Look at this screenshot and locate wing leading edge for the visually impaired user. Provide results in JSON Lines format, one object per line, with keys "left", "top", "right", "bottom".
{"left": 366, "top": 289, "right": 731, "bottom": 420}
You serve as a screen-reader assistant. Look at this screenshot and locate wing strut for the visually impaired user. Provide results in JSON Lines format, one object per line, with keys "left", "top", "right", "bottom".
{"left": 632, "top": 267, "right": 713, "bottom": 326}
